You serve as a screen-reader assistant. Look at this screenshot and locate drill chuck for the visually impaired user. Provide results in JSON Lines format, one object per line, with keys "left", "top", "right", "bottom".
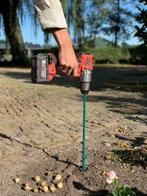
{"left": 79, "top": 53, "right": 93, "bottom": 95}
{"left": 80, "top": 69, "right": 92, "bottom": 95}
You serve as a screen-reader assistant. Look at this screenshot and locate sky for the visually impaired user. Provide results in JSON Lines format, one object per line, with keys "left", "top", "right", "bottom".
{"left": 21, "top": 18, "right": 140, "bottom": 46}
{"left": 0, "top": 0, "right": 142, "bottom": 46}
{"left": 0, "top": 20, "right": 140, "bottom": 46}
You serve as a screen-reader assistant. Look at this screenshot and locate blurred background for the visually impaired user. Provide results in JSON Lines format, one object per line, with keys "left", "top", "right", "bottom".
{"left": 0, "top": 0, "right": 146, "bottom": 65}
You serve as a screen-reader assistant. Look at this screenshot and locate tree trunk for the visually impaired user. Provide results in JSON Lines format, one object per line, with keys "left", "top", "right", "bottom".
{"left": 114, "top": 27, "right": 118, "bottom": 46}
{"left": 0, "top": 0, "right": 28, "bottom": 64}
{"left": 114, "top": 0, "right": 120, "bottom": 46}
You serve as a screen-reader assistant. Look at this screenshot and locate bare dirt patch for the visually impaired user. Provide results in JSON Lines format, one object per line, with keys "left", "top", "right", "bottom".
{"left": 0, "top": 65, "right": 147, "bottom": 195}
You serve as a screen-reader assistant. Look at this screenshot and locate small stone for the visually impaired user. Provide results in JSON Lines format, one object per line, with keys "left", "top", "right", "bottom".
{"left": 57, "top": 182, "right": 63, "bottom": 189}
{"left": 24, "top": 183, "right": 32, "bottom": 191}
{"left": 33, "top": 188, "right": 39, "bottom": 193}
{"left": 50, "top": 184, "right": 56, "bottom": 192}
{"left": 34, "top": 176, "right": 41, "bottom": 182}
{"left": 14, "top": 177, "right": 20, "bottom": 184}
{"left": 41, "top": 180, "right": 47, "bottom": 187}
{"left": 55, "top": 174, "right": 62, "bottom": 181}
{"left": 42, "top": 185, "right": 49, "bottom": 192}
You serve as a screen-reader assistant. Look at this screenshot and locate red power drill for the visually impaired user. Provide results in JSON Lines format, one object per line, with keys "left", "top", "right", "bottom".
{"left": 31, "top": 52, "right": 93, "bottom": 94}
{"left": 31, "top": 52, "right": 93, "bottom": 171}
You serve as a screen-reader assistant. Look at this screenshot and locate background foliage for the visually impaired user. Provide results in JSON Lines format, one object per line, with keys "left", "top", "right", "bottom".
{"left": 0, "top": 0, "right": 146, "bottom": 64}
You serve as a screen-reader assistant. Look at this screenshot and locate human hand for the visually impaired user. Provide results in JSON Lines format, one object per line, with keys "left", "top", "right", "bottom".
{"left": 51, "top": 28, "right": 79, "bottom": 77}
{"left": 58, "top": 42, "right": 79, "bottom": 77}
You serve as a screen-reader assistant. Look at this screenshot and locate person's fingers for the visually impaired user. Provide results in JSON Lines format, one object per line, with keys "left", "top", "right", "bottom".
{"left": 59, "top": 65, "right": 67, "bottom": 73}
{"left": 59, "top": 63, "right": 80, "bottom": 77}
{"left": 72, "top": 65, "right": 79, "bottom": 77}
{"left": 66, "top": 67, "right": 73, "bottom": 76}
{"left": 59, "top": 64, "right": 74, "bottom": 76}
{"left": 61, "top": 68, "right": 67, "bottom": 73}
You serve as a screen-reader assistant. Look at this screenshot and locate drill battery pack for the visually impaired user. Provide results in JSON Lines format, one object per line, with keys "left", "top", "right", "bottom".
{"left": 31, "top": 53, "right": 56, "bottom": 83}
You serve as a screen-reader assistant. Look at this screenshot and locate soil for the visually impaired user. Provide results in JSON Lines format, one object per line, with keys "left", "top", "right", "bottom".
{"left": 0, "top": 64, "right": 147, "bottom": 196}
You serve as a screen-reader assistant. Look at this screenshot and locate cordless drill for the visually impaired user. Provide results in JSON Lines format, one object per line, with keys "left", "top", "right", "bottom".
{"left": 31, "top": 52, "right": 93, "bottom": 88}
{"left": 31, "top": 52, "right": 93, "bottom": 171}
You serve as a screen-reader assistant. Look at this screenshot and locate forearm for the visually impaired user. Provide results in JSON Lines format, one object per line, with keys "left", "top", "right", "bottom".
{"left": 50, "top": 28, "right": 73, "bottom": 48}
{"left": 33, "top": 0, "right": 78, "bottom": 76}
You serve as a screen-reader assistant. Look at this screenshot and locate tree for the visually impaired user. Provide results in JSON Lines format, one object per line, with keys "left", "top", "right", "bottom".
{"left": 0, "top": 0, "right": 31, "bottom": 63}
{"left": 135, "top": 0, "right": 147, "bottom": 64}
{"left": 102, "top": 0, "right": 136, "bottom": 46}
{"left": 71, "top": 0, "right": 85, "bottom": 47}
{"left": 135, "top": 0, "right": 147, "bottom": 46}
{"left": 0, "top": 0, "right": 86, "bottom": 62}
{"left": 61, "top": 0, "right": 86, "bottom": 48}
{"left": 84, "top": 0, "right": 136, "bottom": 47}
{"left": 110, "top": 0, "right": 121, "bottom": 45}
{"left": 86, "top": 0, "right": 110, "bottom": 48}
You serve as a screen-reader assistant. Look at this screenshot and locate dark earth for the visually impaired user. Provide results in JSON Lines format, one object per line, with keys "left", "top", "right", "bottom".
{"left": 0, "top": 64, "right": 147, "bottom": 196}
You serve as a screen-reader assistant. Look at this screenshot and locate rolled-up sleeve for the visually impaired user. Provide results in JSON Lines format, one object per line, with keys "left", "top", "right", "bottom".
{"left": 33, "top": 0, "right": 67, "bottom": 30}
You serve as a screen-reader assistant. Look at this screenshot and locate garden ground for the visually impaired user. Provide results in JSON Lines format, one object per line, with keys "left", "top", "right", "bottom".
{"left": 0, "top": 64, "right": 146, "bottom": 196}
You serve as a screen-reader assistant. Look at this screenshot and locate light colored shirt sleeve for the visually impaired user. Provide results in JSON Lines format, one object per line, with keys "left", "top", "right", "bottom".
{"left": 33, "top": 0, "right": 67, "bottom": 30}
